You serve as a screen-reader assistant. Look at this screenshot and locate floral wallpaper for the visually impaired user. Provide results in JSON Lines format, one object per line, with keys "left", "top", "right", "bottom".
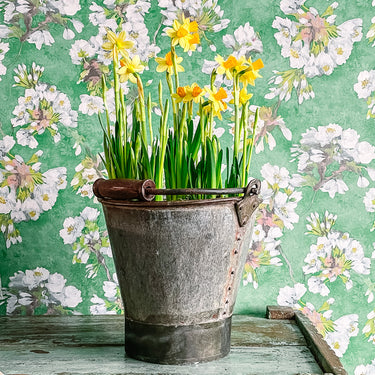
{"left": 0, "top": 0, "right": 375, "bottom": 373}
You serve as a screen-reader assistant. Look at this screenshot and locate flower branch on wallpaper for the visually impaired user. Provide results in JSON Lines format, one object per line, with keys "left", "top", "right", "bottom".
{"left": 59, "top": 206, "right": 122, "bottom": 314}
{"left": 304, "top": 211, "right": 371, "bottom": 296}
{"left": 277, "top": 283, "right": 359, "bottom": 358}
{"left": 0, "top": 267, "right": 82, "bottom": 315}
{"left": 267, "top": 1, "right": 362, "bottom": 105}
{"left": 0, "top": 135, "right": 67, "bottom": 248}
{"left": 0, "top": 0, "right": 83, "bottom": 49}
{"left": 11, "top": 63, "right": 78, "bottom": 149}
{"left": 291, "top": 123, "right": 375, "bottom": 198}
{"left": 243, "top": 163, "right": 302, "bottom": 288}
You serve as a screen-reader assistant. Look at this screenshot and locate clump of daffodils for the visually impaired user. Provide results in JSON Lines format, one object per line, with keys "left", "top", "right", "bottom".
{"left": 99, "top": 17, "right": 263, "bottom": 200}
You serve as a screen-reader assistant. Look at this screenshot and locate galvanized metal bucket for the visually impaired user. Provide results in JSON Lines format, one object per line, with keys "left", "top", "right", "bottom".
{"left": 93, "top": 178, "right": 261, "bottom": 365}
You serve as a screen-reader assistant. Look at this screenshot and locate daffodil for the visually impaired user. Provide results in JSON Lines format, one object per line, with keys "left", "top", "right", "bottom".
{"left": 187, "top": 32, "right": 200, "bottom": 52}
{"left": 239, "top": 58, "right": 264, "bottom": 87}
{"left": 102, "top": 30, "right": 134, "bottom": 60}
{"left": 230, "top": 87, "right": 253, "bottom": 106}
{"left": 118, "top": 55, "right": 145, "bottom": 83}
{"left": 187, "top": 83, "right": 204, "bottom": 103}
{"left": 155, "top": 51, "right": 184, "bottom": 75}
{"left": 165, "top": 17, "right": 200, "bottom": 52}
{"left": 172, "top": 83, "right": 205, "bottom": 103}
{"left": 205, "top": 86, "right": 228, "bottom": 120}
{"left": 172, "top": 86, "right": 188, "bottom": 103}
{"left": 215, "top": 55, "right": 245, "bottom": 80}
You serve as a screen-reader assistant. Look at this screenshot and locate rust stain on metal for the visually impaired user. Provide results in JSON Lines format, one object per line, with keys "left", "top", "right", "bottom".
{"left": 221, "top": 227, "right": 245, "bottom": 318}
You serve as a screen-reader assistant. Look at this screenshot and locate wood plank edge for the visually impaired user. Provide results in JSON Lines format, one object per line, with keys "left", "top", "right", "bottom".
{"left": 294, "top": 311, "right": 348, "bottom": 375}
{"left": 266, "top": 305, "right": 295, "bottom": 320}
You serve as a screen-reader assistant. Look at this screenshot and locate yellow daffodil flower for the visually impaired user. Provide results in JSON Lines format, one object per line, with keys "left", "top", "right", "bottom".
{"left": 155, "top": 51, "right": 184, "bottom": 75}
{"left": 172, "top": 86, "right": 188, "bottom": 103}
{"left": 187, "top": 83, "right": 204, "bottom": 103}
{"left": 165, "top": 17, "right": 200, "bottom": 52}
{"left": 118, "top": 55, "right": 145, "bottom": 83}
{"left": 205, "top": 86, "right": 228, "bottom": 120}
{"left": 102, "top": 30, "right": 134, "bottom": 60}
{"left": 215, "top": 55, "right": 246, "bottom": 80}
{"left": 187, "top": 32, "right": 200, "bottom": 52}
{"left": 172, "top": 83, "right": 205, "bottom": 103}
{"left": 229, "top": 87, "right": 253, "bottom": 106}
{"left": 239, "top": 58, "right": 264, "bottom": 87}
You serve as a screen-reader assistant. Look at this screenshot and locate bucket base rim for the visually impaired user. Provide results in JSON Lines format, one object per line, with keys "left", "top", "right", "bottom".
{"left": 125, "top": 316, "right": 232, "bottom": 365}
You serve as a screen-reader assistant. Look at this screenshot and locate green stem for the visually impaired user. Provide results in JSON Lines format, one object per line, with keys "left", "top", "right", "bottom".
{"left": 208, "top": 108, "right": 214, "bottom": 140}
{"left": 101, "top": 75, "right": 111, "bottom": 137}
{"left": 166, "top": 72, "right": 178, "bottom": 132}
{"left": 241, "top": 103, "right": 249, "bottom": 187}
{"left": 158, "top": 80, "right": 164, "bottom": 117}
{"left": 170, "top": 46, "right": 180, "bottom": 126}
{"left": 171, "top": 45, "right": 180, "bottom": 91}
{"left": 155, "top": 100, "right": 169, "bottom": 200}
{"left": 177, "top": 103, "right": 187, "bottom": 188}
{"left": 199, "top": 99, "right": 206, "bottom": 156}
{"left": 233, "top": 74, "right": 240, "bottom": 160}
{"left": 247, "top": 107, "right": 259, "bottom": 177}
{"left": 134, "top": 73, "right": 147, "bottom": 145}
{"left": 113, "top": 52, "right": 121, "bottom": 126}
{"left": 210, "top": 69, "right": 217, "bottom": 90}
{"left": 147, "top": 92, "right": 153, "bottom": 142}
{"left": 120, "top": 88, "right": 128, "bottom": 177}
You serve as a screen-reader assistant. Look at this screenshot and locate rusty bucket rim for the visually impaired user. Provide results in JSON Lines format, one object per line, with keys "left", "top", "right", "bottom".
{"left": 97, "top": 195, "right": 243, "bottom": 209}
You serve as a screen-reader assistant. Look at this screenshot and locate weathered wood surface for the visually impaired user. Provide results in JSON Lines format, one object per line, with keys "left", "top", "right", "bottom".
{"left": 294, "top": 311, "right": 347, "bottom": 375}
{"left": 266, "top": 305, "right": 296, "bottom": 320}
{"left": 266, "top": 306, "right": 347, "bottom": 375}
{"left": 0, "top": 314, "right": 342, "bottom": 375}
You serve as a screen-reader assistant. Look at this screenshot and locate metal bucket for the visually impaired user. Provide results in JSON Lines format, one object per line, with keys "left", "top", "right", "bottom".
{"left": 94, "top": 179, "right": 261, "bottom": 365}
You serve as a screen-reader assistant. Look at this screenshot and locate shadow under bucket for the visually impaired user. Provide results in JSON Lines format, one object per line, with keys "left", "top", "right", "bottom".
{"left": 94, "top": 178, "right": 261, "bottom": 365}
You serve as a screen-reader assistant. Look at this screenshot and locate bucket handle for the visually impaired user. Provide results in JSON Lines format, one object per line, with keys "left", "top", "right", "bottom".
{"left": 93, "top": 177, "right": 262, "bottom": 218}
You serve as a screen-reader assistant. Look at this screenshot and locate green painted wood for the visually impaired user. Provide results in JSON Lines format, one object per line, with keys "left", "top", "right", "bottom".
{"left": 0, "top": 315, "right": 324, "bottom": 375}
{"left": 0, "top": 346, "right": 322, "bottom": 375}
{"left": 0, "top": 315, "right": 306, "bottom": 348}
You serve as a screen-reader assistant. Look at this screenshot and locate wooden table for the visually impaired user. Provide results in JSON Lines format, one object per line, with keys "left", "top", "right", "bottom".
{"left": 0, "top": 306, "right": 347, "bottom": 375}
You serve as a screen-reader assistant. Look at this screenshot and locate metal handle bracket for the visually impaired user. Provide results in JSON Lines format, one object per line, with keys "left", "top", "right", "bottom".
{"left": 235, "top": 179, "right": 262, "bottom": 227}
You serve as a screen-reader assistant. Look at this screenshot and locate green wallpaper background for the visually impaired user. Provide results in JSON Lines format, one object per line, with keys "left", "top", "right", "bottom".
{"left": 1, "top": 0, "right": 375, "bottom": 373}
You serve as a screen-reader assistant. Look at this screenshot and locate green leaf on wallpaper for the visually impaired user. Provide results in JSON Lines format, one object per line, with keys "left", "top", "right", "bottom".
{"left": 345, "top": 161, "right": 362, "bottom": 174}
{"left": 8, "top": 25, "right": 24, "bottom": 39}
{"left": 272, "top": 215, "right": 284, "bottom": 229}
{"left": 27, "top": 153, "right": 40, "bottom": 165}
{"left": 101, "top": 237, "right": 110, "bottom": 247}
{"left": 79, "top": 236, "right": 85, "bottom": 247}
{"left": 86, "top": 221, "right": 99, "bottom": 233}
{"left": 32, "top": 173, "right": 44, "bottom": 185}
{"left": 322, "top": 319, "right": 335, "bottom": 335}
{"left": 50, "top": 13, "right": 66, "bottom": 26}
{"left": 322, "top": 4, "right": 335, "bottom": 17}
{"left": 318, "top": 301, "right": 331, "bottom": 313}
{"left": 47, "top": 127, "right": 58, "bottom": 137}
{"left": 93, "top": 242, "right": 102, "bottom": 251}
{"left": 17, "top": 188, "right": 30, "bottom": 202}
{"left": 284, "top": 187, "right": 293, "bottom": 196}
{"left": 340, "top": 274, "right": 349, "bottom": 284}
{"left": 301, "top": 174, "right": 318, "bottom": 187}
{"left": 326, "top": 25, "right": 338, "bottom": 39}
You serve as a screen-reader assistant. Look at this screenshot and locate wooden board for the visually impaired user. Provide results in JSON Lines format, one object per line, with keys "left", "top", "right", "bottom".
{"left": 0, "top": 307, "right": 347, "bottom": 375}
